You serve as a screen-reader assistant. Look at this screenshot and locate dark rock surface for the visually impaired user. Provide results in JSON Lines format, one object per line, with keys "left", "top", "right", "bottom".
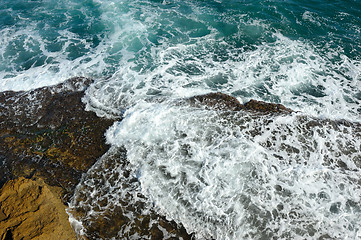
{"left": 0, "top": 77, "right": 114, "bottom": 201}
{"left": 186, "top": 92, "right": 293, "bottom": 114}
{"left": 243, "top": 99, "right": 293, "bottom": 114}
{"left": 69, "top": 147, "right": 194, "bottom": 240}
{"left": 187, "top": 92, "right": 244, "bottom": 111}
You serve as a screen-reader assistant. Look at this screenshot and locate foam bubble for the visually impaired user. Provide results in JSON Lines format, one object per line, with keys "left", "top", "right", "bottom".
{"left": 302, "top": 11, "right": 322, "bottom": 26}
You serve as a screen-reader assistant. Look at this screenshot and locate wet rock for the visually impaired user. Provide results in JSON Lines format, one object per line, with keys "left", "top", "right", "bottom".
{"left": 186, "top": 92, "right": 293, "bottom": 114}
{"left": 68, "top": 147, "right": 194, "bottom": 240}
{"left": 243, "top": 99, "right": 293, "bottom": 114}
{"left": 0, "top": 77, "right": 115, "bottom": 200}
{"left": 0, "top": 77, "right": 195, "bottom": 240}
{"left": 186, "top": 92, "right": 361, "bottom": 171}
{"left": 0, "top": 177, "right": 76, "bottom": 240}
{"left": 187, "top": 92, "right": 244, "bottom": 111}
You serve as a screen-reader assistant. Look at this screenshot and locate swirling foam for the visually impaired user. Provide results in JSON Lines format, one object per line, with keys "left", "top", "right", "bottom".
{"left": 104, "top": 102, "right": 361, "bottom": 239}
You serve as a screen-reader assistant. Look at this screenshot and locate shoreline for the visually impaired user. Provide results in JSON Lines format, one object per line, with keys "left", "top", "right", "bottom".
{"left": 1, "top": 77, "right": 360, "bottom": 239}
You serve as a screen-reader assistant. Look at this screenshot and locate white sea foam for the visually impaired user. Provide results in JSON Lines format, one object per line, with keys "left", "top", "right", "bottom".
{"left": 83, "top": 29, "right": 361, "bottom": 122}
{"left": 0, "top": 20, "right": 106, "bottom": 91}
{"left": 0, "top": 0, "right": 148, "bottom": 92}
{"left": 1, "top": 0, "right": 360, "bottom": 122}
{"left": 100, "top": 102, "right": 361, "bottom": 239}
{"left": 86, "top": 1, "right": 361, "bottom": 122}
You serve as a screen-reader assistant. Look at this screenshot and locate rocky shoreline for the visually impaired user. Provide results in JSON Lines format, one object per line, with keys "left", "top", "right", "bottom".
{"left": 1, "top": 78, "right": 359, "bottom": 239}
{"left": 0, "top": 77, "right": 114, "bottom": 239}
{"left": 1, "top": 77, "right": 194, "bottom": 239}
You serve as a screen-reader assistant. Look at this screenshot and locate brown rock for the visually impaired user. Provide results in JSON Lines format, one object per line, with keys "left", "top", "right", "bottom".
{"left": 0, "top": 77, "right": 115, "bottom": 200}
{"left": 243, "top": 99, "right": 293, "bottom": 114}
{"left": 0, "top": 177, "right": 76, "bottom": 240}
{"left": 69, "top": 148, "right": 194, "bottom": 240}
{"left": 187, "top": 92, "right": 244, "bottom": 111}
{"left": 186, "top": 92, "right": 293, "bottom": 114}
{"left": 0, "top": 78, "right": 195, "bottom": 239}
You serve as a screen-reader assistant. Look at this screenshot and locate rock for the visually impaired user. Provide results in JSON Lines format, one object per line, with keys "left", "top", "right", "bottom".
{"left": 187, "top": 92, "right": 244, "bottom": 111}
{"left": 0, "top": 77, "right": 115, "bottom": 201}
{"left": 243, "top": 99, "right": 293, "bottom": 114}
{"left": 68, "top": 147, "right": 194, "bottom": 240}
{"left": 0, "top": 89, "right": 292, "bottom": 200}
{"left": 0, "top": 77, "right": 195, "bottom": 240}
{"left": 186, "top": 92, "right": 293, "bottom": 114}
{"left": 0, "top": 177, "right": 76, "bottom": 240}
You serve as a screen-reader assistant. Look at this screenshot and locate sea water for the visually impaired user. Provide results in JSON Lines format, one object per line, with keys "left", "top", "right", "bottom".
{"left": 1, "top": 0, "right": 361, "bottom": 239}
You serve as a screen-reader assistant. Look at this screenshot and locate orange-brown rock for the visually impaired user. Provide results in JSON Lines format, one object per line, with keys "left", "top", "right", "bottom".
{"left": 0, "top": 177, "right": 76, "bottom": 240}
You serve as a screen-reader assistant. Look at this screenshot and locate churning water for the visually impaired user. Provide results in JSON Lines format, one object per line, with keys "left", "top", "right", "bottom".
{"left": 1, "top": 0, "right": 361, "bottom": 239}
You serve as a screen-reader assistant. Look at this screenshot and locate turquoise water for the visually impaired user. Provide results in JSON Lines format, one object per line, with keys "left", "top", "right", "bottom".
{"left": 2, "top": 0, "right": 361, "bottom": 239}
{"left": 1, "top": 0, "right": 360, "bottom": 115}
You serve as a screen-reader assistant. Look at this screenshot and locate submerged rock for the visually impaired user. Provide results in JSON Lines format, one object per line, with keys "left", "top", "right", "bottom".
{"left": 68, "top": 93, "right": 297, "bottom": 239}
{"left": 69, "top": 147, "right": 194, "bottom": 240}
{"left": 187, "top": 92, "right": 244, "bottom": 111}
{"left": 186, "top": 92, "right": 293, "bottom": 114}
{"left": 0, "top": 177, "right": 76, "bottom": 240}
